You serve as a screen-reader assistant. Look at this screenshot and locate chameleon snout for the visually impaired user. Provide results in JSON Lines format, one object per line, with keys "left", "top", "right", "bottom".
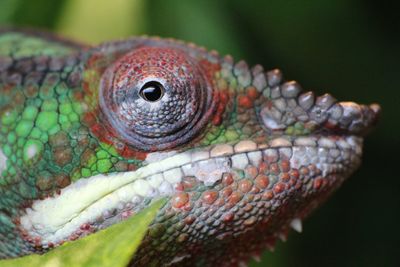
{"left": 258, "top": 74, "right": 380, "bottom": 137}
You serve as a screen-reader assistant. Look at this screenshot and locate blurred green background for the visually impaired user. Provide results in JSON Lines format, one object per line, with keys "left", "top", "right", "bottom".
{"left": 1, "top": 0, "right": 398, "bottom": 266}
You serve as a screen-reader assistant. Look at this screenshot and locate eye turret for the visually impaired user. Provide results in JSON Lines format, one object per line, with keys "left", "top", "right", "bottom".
{"left": 99, "top": 47, "right": 214, "bottom": 151}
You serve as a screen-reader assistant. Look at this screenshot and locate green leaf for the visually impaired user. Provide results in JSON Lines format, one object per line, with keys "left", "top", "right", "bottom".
{"left": 0, "top": 198, "right": 166, "bottom": 267}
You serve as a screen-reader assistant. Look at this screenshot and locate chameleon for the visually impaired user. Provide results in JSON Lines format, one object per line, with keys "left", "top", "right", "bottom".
{"left": 0, "top": 29, "right": 380, "bottom": 266}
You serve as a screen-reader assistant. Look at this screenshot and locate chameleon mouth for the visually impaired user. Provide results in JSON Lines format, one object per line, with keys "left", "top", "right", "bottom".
{"left": 19, "top": 135, "right": 363, "bottom": 248}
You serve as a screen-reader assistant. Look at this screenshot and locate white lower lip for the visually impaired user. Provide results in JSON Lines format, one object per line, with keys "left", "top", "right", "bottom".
{"left": 19, "top": 136, "right": 362, "bottom": 246}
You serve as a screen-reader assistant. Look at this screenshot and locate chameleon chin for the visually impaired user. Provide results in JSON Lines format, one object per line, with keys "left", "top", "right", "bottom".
{"left": 0, "top": 29, "right": 380, "bottom": 266}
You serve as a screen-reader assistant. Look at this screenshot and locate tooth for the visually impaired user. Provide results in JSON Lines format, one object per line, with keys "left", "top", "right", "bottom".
{"left": 210, "top": 144, "right": 234, "bottom": 157}
{"left": 191, "top": 150, "right": 210, "bottom": 162}
{"left": 298, "top": 91, "right": 315, "bottom": 110}
{"left": 281, "top": 81, "right": 302, "bottom": 98}
{"left": 234, "top": 140, "right": 257, "bottom": 153}
{"left": 316, "top": 93, "right": 337, "bottom": 109}
{"left": 294, "top": 137, "right": 317, "bottom": 147}
{"left": 290, "top": 218, "right": 302, "bottom": 233}
{"left": 163, "top": 168, "right": 183, "bottom": 184}
{"left": 318, "top": 137, "right": 336, "bottom": 148}
{"left": 247, "top": 151, "right": 262, "bottom": 166}
{"left": 269, "top": 137, "right": 292, "bottom": 147}
{"left": 147, "top": 173, "right": 164, "bottom": 188}
{"left": 231, "top": 153, "right": 249, "bottom": 169}
{"left": 132, "top": 179, "right": 152, "bottom": 197}
{"left": 266, "top": 69, "right": 283, "bottom": 87}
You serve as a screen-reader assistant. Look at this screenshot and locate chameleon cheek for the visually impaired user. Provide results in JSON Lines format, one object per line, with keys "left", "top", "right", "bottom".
{"left": 99, "top": 47, "right": 215, "bottom": 151}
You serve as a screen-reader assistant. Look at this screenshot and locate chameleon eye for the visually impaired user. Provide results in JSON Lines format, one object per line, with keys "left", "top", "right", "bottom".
{"left": 99, "top": 46, "right": 215, "bottom": 151}
{"left": 139, "top": 81, "right": 164, "bottom": 102}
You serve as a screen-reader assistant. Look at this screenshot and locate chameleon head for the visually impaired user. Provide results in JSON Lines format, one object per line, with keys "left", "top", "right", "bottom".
{"left": 3, "top": 37, "right": 379, "bottom": 264}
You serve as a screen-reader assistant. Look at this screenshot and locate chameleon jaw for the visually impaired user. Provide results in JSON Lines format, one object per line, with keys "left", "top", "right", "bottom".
{"left": 18, "top": 135, "right": 362, "bottom": 249}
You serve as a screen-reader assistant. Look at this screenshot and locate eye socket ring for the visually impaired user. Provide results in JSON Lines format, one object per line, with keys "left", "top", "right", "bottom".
{"left": 99, "top": 46, "right": 215, "bottom": 151}
{"left": 139, "top": 81, "right": 165, "bottom": 102}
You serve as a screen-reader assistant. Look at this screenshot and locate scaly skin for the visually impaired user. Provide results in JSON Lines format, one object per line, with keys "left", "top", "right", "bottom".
{"left": 0, "top": 30, "right": 380, "bottom": 266}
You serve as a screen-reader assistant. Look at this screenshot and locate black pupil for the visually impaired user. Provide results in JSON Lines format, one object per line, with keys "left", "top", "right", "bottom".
{"left": 139, "top": 81, "right": 164, "bottom": 102}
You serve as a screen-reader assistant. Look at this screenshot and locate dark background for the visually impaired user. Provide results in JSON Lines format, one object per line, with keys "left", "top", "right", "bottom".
{"left": 1, "top": 0, "right": 398, "bottom": 266}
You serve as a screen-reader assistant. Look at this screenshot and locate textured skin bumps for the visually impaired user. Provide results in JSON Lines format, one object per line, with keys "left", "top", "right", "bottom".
{"left": 0, "top": 29, "right": 380, "bottom": 266}
{"left": 0, "top": 30, "right": 89, "bottom": 256}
